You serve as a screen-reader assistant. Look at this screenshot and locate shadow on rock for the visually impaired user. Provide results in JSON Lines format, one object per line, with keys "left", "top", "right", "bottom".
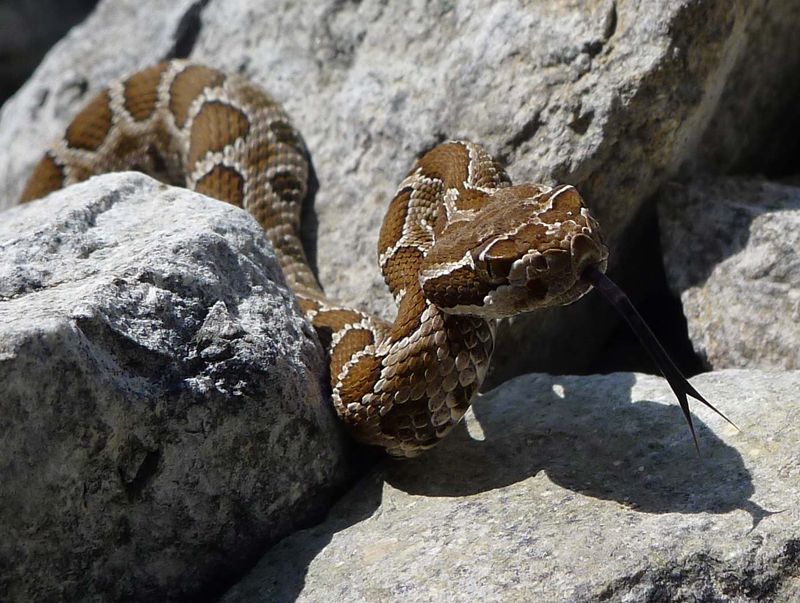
{"left": 386, "top": 373, "right": 762, "bottom": 519}
{"left": 222, "top": 450, "right": 385, "bottom": 603}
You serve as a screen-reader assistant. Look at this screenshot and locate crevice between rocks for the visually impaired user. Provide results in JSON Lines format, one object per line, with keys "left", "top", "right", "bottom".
{"left": 167, "top": 0, "right": 211, "bottom": 60}
{"left": 120, "top": 448, "right": 161, "bottom": 503}
{"left": 498, "top": 113, "right": 543, "bottom": 164}
{"left": 585, "top": 199, "right": 705, "bottom": 378}
{"left": 594, "top": 540, "right": 800, "bottom": 602}
{"left": 584, "top": 0, "right": 617, "bottom": 57}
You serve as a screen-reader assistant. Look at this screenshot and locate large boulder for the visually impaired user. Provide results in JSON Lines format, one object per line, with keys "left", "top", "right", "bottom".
{"left": 659, "top": 177, "right": 800, "bottom": 370}
{"left": 2, "top": 0, "right": 800, "bottom": 380}
{"left": 223, "top": 370, "right": 800, "bottom": 602}
{"left": 0, "top": 172, "right": 349, "bottom": 601}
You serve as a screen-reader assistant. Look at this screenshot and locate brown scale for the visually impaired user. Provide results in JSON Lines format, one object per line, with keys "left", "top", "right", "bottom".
{"left": 380, "top": 395, "right": 438, "bottom": 447}
{"left": 377, "top": 311, "right": 488, "bottom": 451}
{"left": 381, "top": 245, "right": 425, "bottom": 292}
{"left": 245, "top": 139, "right": 307, "bottom": 204}
{"left": 266, "top": 119, "right": 306, "bottom": 150}
{"left": 313, "top": 308, "right": 366, "bottom": 331}
{"left": 65, "top": 89, "right": 113, "bottom": 151}
{"left": 312, "top": 309, "right": 363, "bottom": 352}
{"left": 453, "top": 187, "right": 491, "bottom": 211}
{"left": 513, "top": 222, "right": 553, "bottom": 253}
{"left": 337, "top": 355, "right": 383, "bottom": 420}
{"left": 329, "top": 328, "right": 375, "bottom": 385}
{"left": 297, "top": 296, "right": 322, "bottom": 316}
{"left": 168, "top": 65, "right": 225, "bottom": 128}
{"left": 123, "top": 63, "right": 168, "bottom": 121}
{"left": 19, "top": 153, "right": 65, "bottom": 202}
{"left": 480, "top": 240, "right": 517, "bottom": 280}
{"left": 421, "top": 265, "right": 493, "bottom": 309}
{"left": 536, "top": 187, "right": 585, "bottom": 223}
{"left": 269, "top": 170, "right": 306, "bottom": 208}
{"left": 384, "top": 286, "right": 426, "bottom": 344}
{"left": 414, "top": 142, "right": 471, "bottom": 189}
{"left": 67, "top": 164, "right": 94, "bottom": 185}
{"left": 107, "top": 133, "right": 152, "bottom": 168}
{"left": 188, "top": 101, "right": 250, "bottom": 165}
{"left": 470, "top": 152, "right": 511, "bottom": 189}
{"left": 377, "top": 188, "right": 411, "bottom": 257}
{"left": 194, "top": 165, "right": 245, "bottom": 207}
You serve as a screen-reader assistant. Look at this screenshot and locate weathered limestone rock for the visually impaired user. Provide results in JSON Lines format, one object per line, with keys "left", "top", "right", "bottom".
{"left": 694, "top": 5, "right": 800, "bottom": 175}
{"left": 659, "top": 177, "right": 800, "bottom": 370}
{"left": 3, "top": 1, "right": 800, "bottom": 379}
{"left": 223, "top": 370, "right": 800, "bottom": 602}
{"left": 0, "top": 173, "right": 349, "bottom": 601}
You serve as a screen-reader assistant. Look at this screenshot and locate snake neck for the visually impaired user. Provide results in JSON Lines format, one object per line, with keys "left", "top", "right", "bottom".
{"left": 296, "top": 277, "right": 495, "bottom": 457}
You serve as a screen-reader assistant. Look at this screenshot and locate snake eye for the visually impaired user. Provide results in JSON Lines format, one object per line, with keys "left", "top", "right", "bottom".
{"left": 477, "top": 238, "right": 516, "bottom": 282}
{"left": 486, "top": 256, "right": 513, "bottom": 281}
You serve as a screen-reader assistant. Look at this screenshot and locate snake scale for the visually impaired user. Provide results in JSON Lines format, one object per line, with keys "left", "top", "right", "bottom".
{"left": 19, "top": 60, "right": 616, "bottom": 458}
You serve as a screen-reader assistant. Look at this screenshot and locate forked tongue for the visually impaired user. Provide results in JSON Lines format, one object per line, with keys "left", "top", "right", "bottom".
{"left": 582, "top": 266, "right": 738, "bottom": 452}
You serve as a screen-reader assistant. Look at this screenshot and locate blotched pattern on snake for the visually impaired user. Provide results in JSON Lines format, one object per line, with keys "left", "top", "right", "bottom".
{"left": 20, "top": 61, "right": 609, "bottom": 458}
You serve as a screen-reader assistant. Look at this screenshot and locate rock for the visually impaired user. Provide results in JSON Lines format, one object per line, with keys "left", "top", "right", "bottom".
{"left": 3, "top": 1, "right": 800, "bottom": 380}
{"left": 0, "top": 0, "right": 98, "bottom": 104}
{"left": 693, "top": 4, "right": 800, "bottom": 176}
{"left": 223, "top": 370, "right": 800, "bottom": 602}
{"left": 0, "top": 173, "right": 349, "bottom": 602}
{"left": 658, "top": 177, "right": 800, "bottom": 370}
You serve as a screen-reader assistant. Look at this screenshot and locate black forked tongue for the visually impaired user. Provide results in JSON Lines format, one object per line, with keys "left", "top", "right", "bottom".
{"left": 582, "top": 266, "right": 738, "bottom": 452}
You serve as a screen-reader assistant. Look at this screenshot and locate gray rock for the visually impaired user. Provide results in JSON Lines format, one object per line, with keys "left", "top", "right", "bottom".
{"left": 3, "top": 0, "right": 800, "bottom": 379}
{"left": 659, "top": 178, "right": 800, "bottom": 370}
{"left": 223, "top": 370, "right": 800, "bottom": 603}
{"left": 693, "top": 4, "right": 800, "bottom": 175}
{"left": 0, "top": 172, "right": 349, "bottom": 601}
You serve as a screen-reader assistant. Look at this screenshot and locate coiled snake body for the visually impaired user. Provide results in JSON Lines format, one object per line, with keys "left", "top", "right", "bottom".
{"left": 20, "top": 61, "right": 609, "bottom": 457}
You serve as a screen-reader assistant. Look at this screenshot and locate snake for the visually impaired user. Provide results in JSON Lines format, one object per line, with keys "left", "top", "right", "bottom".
{"left": 20, "top": 60, "right": 730, "bottom": 458}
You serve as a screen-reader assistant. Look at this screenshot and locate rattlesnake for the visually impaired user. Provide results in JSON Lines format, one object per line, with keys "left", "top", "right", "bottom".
{"left": 20, "top": 60, "right": 727, "bottom": 458}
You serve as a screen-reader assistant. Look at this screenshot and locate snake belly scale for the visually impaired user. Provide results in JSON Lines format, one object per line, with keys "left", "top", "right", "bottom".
{"left": 20, "top": 61, "right": 608, "bottom": 458}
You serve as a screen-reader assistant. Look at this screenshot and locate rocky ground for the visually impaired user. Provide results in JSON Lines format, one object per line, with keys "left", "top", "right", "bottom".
{"left": 224, "top": 371, "right": 800, "bottom": 602}
{"left": 0, "top": 0, "right": 798, "bottom": 601}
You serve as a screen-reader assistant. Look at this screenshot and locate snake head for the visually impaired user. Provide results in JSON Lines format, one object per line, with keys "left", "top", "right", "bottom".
{"left": 420, "top": 183, "right": 608, "bottom": 318}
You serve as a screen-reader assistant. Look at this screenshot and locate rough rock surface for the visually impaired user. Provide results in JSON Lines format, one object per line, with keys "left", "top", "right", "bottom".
{"left": 659, "top": 178, "right": 800, "bottom": 370}
{"left": 223, "top": 370, "right": 800, "bottom": 602}
{"left": 0, "top": 173, "right": 348, "bottom": 602}
{"left": 2, "top": 1, "right": 800, "bottom": 380}
{"left": 694, "top": 5, "right": 800, "bottom": 176}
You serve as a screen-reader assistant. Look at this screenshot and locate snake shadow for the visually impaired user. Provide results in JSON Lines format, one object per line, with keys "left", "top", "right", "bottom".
{"left": 385, "top": 372, "right": 767, "bottom": 520}
{"left": 222, "top": 453, "right": 386, "bottom": 603}
{"left": 224, "top": 373, "right": 770, "bottom": 602}
{"left": 298, "top": 152, "right": 322, "bottom": 282}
